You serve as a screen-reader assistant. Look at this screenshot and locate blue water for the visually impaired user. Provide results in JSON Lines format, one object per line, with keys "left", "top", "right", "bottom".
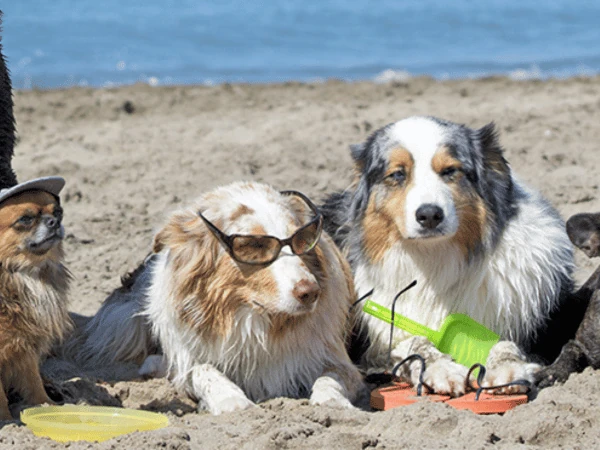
{"left": 3, "top": 0, "right": 600, "bottom": 90}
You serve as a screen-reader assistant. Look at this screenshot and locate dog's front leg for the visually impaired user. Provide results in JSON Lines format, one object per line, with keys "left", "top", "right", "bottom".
{"left": 139, "top": 354, "right": 168, "bottom": 379}
{"left": 190, "top": 364, "right": 254, "bottom": 415}
{"left": 484, "top": 341, "right": 540, "bottom": 393}
{"left": 0, "top": 377, "right": 12, "bottom": 420}
{"left": 536, "top": 289, "right": 600, "bottom": 388}
{"left": 391, "top": 336, "right": 468, "bottom": 397}
{"left": 310, "top": 360, "right": 365, "bottom": 409}
{"left": 16, "top": 352, "right": 55, "bottom": 407}
{"left": 534, "top": 339, "right": 588, "bottom": 388}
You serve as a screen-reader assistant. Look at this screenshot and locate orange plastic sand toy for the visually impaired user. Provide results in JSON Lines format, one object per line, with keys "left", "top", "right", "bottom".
{"left": 370, "top": 382, "right": 450, "bottom": 410}
{"left": 445, "top": 391, "right": 528, "bottom": 414}
{"left": 371, "top": 382, "right": 528, "bottom": 414}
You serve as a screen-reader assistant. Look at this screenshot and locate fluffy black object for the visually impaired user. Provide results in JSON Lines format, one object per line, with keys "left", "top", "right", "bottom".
{"left": 0, "top": 11, "right": 18, "bottom": 190}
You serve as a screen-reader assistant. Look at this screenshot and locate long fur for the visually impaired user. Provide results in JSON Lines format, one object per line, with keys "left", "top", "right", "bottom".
{"left": 0, "top": 191, "right": 71, "bottom": 419}
{"left": 322, "top": 116, "right": 577, "bottom": 394}
{"left": 66, "top": 257, "right": 157, "bottom": 366}
{"left": 71, "top": 182, "right": 363, "bottom": 414}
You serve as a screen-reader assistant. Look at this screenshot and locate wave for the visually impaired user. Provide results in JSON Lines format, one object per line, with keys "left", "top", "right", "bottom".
{"left": 371, "top": 64, "right": 600, "bottom": 84}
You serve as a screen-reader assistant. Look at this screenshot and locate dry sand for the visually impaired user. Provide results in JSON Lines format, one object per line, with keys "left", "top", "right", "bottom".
{"left": 2, "top": 77, "right": 599, "bottom": 448}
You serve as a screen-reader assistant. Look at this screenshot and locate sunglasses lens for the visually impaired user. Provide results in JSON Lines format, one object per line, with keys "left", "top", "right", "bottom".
{"left": 231, "top": 236, "right": 281, "bottom": 264}
{"left": 291, "top": 220, "right": 321, "bottom": 255}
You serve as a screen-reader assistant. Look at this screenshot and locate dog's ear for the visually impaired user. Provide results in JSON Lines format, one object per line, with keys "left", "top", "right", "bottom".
{"left": 350, "top": 143, "right": 365, "bottom": 162}
{"left": 350, "top": 177, "right": 371, "bottom": 221}
{"left": 476, "top": 122, "right": 510, "bottom": 177}
{"left": 350, "top": 143, "right": 366, "bottom": 174}
{"left": 474, "top": 122, "right": 515, "bottom": 224}
{"left": 348, "top": 140, "right": 378, "bottom": 221}
{"left": 152, "top": 210, "right": 218, "bottom": 281}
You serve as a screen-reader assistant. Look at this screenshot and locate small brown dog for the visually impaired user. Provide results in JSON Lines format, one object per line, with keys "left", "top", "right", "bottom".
{"left": 0, "top": 179, "right": 70, "bottom": 420}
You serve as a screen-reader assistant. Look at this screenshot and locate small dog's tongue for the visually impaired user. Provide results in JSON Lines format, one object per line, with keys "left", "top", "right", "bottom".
{"left": 0, "top": 12, "right": 19, "bottom": 191}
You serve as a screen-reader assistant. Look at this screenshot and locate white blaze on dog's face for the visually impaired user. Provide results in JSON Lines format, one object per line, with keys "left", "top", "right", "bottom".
{"left": 387, "top": 118, "right": 460, "bottom": 240}
{"left": 153, "top": 183, "right": 327, "bottom": 340}
{"left": 352, "top": 116, "right": 505, "bottom": 262}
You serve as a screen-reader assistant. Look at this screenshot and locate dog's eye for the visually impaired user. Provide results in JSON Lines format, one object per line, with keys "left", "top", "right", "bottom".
{"left": 441, "top": 167, "right": 460, "bottom": 180}
{"left": 387, "top": 170, "right": 406, "bottom": 184}
{"left": 17, "top": 215, "right": 35, "bottom": 226}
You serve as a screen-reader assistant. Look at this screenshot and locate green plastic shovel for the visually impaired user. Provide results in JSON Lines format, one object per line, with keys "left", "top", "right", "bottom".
{"left": 363, "top": 299, "right": 500, "bottom": 367}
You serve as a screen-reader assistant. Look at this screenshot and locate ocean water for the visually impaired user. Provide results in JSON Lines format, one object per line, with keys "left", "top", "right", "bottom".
{"left": 3, "top": 0, "right": 600, "bottom": 90}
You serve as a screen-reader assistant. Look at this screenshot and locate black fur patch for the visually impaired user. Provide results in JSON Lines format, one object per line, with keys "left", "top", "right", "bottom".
{"left": 0, "top": 12, "right": 18, "bottom": 190}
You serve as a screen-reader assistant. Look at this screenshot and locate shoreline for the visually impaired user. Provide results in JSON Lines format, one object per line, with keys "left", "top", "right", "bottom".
{"left": 12, "top": 72, "right": 600, "bottom": 94}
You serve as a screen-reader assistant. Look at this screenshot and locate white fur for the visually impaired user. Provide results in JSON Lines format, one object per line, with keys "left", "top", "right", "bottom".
{"left": 310, "top": 371, "right": 355, "bottom": 409}
{"left": 357, "top": 183, "right": 570, "bottom": 392}
{"left": 140, "top": 183, "right": 362, "bottom": 413}
{"left": 388, "top": 118, "right": 460, "bottom": 239}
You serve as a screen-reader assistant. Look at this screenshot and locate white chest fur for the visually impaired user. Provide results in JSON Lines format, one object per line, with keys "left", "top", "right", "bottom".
{"left": 355, "top": 184, "right": 573, "bottom": 365}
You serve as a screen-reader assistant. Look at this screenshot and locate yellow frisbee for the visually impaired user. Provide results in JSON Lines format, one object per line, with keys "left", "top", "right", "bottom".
{"left": 21, "top": 405, "right": 169, "bottom": 443}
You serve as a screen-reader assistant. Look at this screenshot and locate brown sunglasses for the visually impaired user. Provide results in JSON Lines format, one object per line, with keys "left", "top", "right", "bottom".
{"left": 198, "top": 190, "right": 323, "bottom": 265}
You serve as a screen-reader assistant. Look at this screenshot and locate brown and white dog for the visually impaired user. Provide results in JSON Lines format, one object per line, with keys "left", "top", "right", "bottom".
{"left": 323, "top": 116, "right": 579, "bottom": 395}
{"left": 0, "top": 186, "right": 71, "bottom": 420}
{"left": 0, "top": 21, "right": 70, "bottom": 420}
{"left": 72, "top": 182, "right": 363, "bottom": 414}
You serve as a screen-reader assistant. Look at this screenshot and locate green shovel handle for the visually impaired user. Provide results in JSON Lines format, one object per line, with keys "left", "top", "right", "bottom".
{"left": 363, "top": 300, "right": 440, "bottom": 346}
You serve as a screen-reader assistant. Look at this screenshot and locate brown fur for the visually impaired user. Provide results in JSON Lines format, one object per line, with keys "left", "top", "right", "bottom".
{"left": 386, "top": 147, "right": 414, "bottom": 178}
{"left": 362, "top": 197, "right": 402, "bottom": 262}
{"left": 229, "top": 204, "right": 254, "bottom": 222}
{"left": 155, "top": 197, "right": 333, "bottom": 342}
{"left": 432, "top": 148, "right": 487, "bottom": 257}
{"left": 0, "top": 191, "right": 70, "bottom": 419}
{"left": 452, "top": 193, "right": 487, "bottom": 258}
{"left": 431, "top": 146, "right": 461, "bottom": 174}
{"left": 361, "top": 148, "right": 414, "bottom": 262}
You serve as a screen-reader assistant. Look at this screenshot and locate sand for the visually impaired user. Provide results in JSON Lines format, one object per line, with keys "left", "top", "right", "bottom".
{"left": 2, "top": 76, "right": 599, "bottom": 448}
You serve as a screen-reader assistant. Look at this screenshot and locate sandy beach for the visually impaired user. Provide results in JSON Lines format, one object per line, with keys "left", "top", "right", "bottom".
{"left": 3, "top": 77, "right": 600, "bottom": 448}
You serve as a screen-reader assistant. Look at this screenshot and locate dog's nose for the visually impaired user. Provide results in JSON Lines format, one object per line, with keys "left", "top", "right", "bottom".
{"left": 416, "top": 204, "right": 444, "bottom": 229}
{"left": 44, "top": 215, "right": 59, "bottom": 229}
{"left": 292, "top": 279, "right": 321, "bottom": 306}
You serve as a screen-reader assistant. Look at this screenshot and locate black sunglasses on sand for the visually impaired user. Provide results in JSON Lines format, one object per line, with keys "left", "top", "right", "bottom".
{"left": 198, "top": 190, "right": 323, "bottom": 266}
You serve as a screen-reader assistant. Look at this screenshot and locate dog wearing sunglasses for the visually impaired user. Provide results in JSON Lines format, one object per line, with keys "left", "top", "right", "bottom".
{"left": 70, "top": 182, "right": 363, "bottom": 414}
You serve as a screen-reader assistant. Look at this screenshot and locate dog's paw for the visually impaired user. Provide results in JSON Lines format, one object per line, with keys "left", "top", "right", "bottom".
{"left": 483, "top": 341, "right": 539, "bottom": 394}
{"left": 139, "top": 354, "right": 168, "bottom": 379}
{"left": 202, "top": 394, "right": 255, "bottom": 415}
{"left": 310, "top": 374, "right": 355, "bottom": 409}
{"left": 309, "top": 393, "right": 354, "bottom": 409}
{"left": 534, "top": 365, "right": 570, "bottom": 389}
{"left": 534, "top": 340, "right": 589, "bottom": 389}
{"left": 391, "top": 336, "right": 467, "bottom": 396}
{"left": 418, "top": 358, "right": 468, "bottom": 397}
{"left": 482, "top": 361, "right": 539, "bottom": 394}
